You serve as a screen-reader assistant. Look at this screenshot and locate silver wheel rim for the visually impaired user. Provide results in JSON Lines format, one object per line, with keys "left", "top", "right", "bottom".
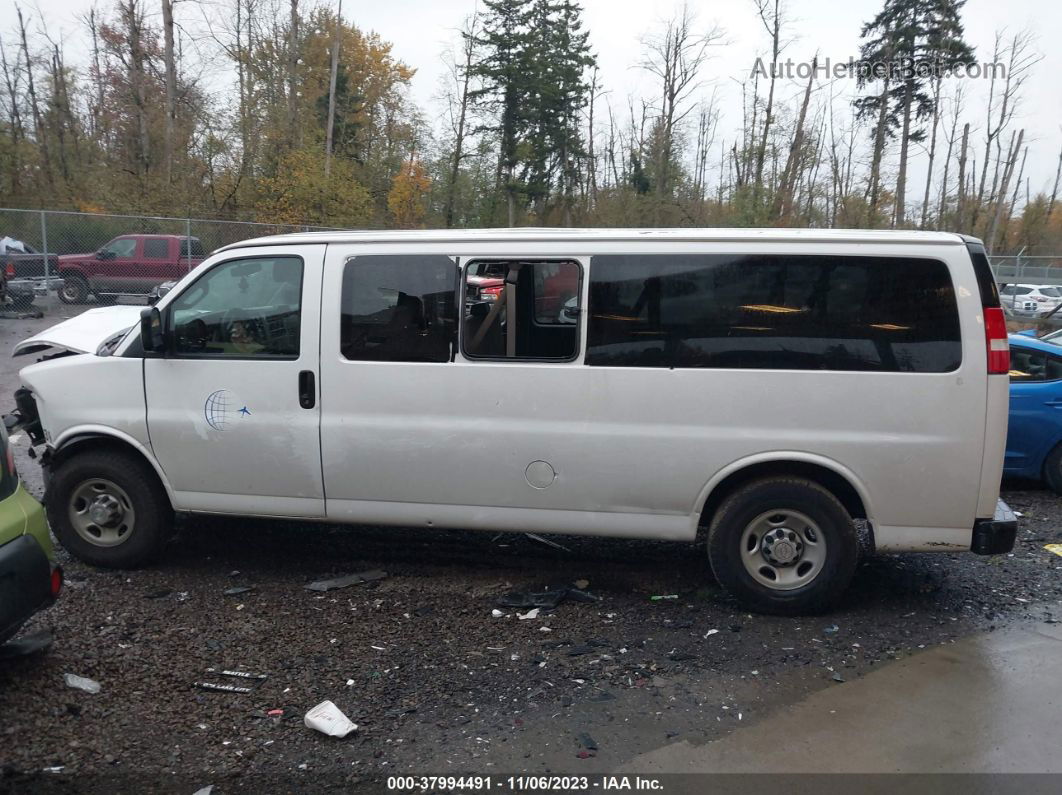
{"left": 69, "top": 478, "right": 136, "bottom": 547}
{"left": 61, "top": 282, "right": 82, "bottom": 301}
{"left": 739, "top": 509, "right": 827, "bottom": 590}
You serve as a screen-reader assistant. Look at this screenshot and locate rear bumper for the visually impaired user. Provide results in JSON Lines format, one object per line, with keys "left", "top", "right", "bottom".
{"left": 8, "top": 277, "right": 64, "bottom": 297}
{"left": 0, "top": 534, "right": 56, "bottom": 645}
{"left": 970, "top": 499, "right": 1018, "bottom": 555}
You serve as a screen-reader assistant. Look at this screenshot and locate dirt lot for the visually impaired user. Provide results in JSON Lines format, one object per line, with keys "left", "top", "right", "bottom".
{"left": 1, "top": 299, "right": 1061, "bottom": 792}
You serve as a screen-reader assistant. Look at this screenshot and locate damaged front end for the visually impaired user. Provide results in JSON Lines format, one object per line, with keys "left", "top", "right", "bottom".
{"left": 4, "top": 388, "right": 45, "bottom": 447}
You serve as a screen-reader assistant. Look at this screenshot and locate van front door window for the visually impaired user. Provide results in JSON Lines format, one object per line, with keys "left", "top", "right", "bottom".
{"left": 170, "top": 256, "right": 303, "bottom": 358}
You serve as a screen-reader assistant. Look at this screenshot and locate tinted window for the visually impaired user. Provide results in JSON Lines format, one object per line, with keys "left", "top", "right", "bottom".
{"left": 180, "top": 238, "right": 206, "bottom": 257}
{"left": 103, "top": 237, "right": 137, "bottom": 257}
{"left": 170, "top": 256, "right": 303, "bottom": 358}
{"left": 1010, "top": 347, "right": 1062, "bottom": 382}
{"left": 587, "top": 254, "right": 961, "bottom": 372}
{"left": 341, "top": 255, "right": 456, "bottom": 362}
{"left": 143, "top": 238, "right": 168, "bottom": 258}
{"left": 462, "top": 260, "right": 581, "bottom": 360}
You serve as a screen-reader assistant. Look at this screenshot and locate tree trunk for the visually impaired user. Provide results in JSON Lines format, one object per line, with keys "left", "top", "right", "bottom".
{"left": 985, "top": 128, "right": 1023, "bottom": 254}
{"left": 1047, "top": 147, "right": 1062, "bottom": 220}
{"left": 287, "top": 0, "right": 300, "bottom": 149}
{"left": 866, "top": 78, "right": 890, "bottom": 221}
{"left": 323, "top": 0, "right": 342, "bottom": 180}
{"left": 445, "top": 16, "right": 476, "bottom": 228}
{"left": 162, "top": 0, "right": 177, "bottom": 184}
{"left": 893, "top": 77, "right": 914, "bottom": 227}
{"left": 919, "top": 78, "right": 942, "bottom": 229}
{"left": 956, "top": 123, "right": 969, "bottom": 228}
{"left": 773, "top": 55, "right": 815, "bottom": 221}
{"left": 17, "top": 7, "right": 52, "bottom": 191}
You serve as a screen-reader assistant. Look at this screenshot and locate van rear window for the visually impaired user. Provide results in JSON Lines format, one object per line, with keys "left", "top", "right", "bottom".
{"left": 586, "top": 254, "right": 961, "bottom": 372}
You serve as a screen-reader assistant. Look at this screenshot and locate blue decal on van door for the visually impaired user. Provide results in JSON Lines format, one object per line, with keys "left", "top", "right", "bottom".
{"left": 204, "top": 389, "right": 233, "bottom": 431}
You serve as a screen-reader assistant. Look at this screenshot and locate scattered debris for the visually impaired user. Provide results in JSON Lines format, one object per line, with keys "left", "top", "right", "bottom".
{"left": 824, "top": 624, "right": 840, "bottom": 634}
{"left": 497, "top": 583, "right": 599, "bottom": 610}
{"left": 0, "top": 629, "right": 53, "bottom": 659}
{"left": 577, "top": 732, "right": 598, "bottom": 751}
{"left": 223, "top": 586, "right": 254, "bottom": 596}
{"left": 192, "top": 787, "right": 214, "bottom": 795}
{"left": 1045, "top": 544, "right": 1062, "bottom": 558}
{"left": 668, "top": 652, "right": 698, "bottom": 662}
{"left": 491, "top": 609, "right": 505, "bottom": 618}
{"left": 832, "top": 672, "right": 845, "bottom": 683}
{"left": 576, "top": 750, "right": 594, "bottom": 759}
{"left": 518, "top": 608, "right": 540, "bottom": 621}
{"left": 574, "top": 579, "right": 590, "bottom": 590}
{"left": 650, "top": 594, "right": 678, "bottom": 601}
{"left": 305, "top": 570, "right": 387, "bottom": 592}
{"left": 63, "top": 674, "right": 101, "bottom": 694}
{"left": 195, "top": 681, "right": 253, "bottom": 694}
{"left": 704, "top": 629, "right": 719, "bottom": 638}
{"left": 524, "top": 532, "right": 571, "bottom": 552}
{"left": 143, "top": 589, "right": 172, "bottom": 600}
{"left": 305, "top": 700, "right": 358, "bottom": 738}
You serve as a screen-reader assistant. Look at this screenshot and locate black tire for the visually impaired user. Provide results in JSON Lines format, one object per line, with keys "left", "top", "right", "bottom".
{"left": 1043, "top": 444, "right": 1062, "bottom": 495}
{"left": 58, "top": 274, "right": 89, "bottom": 304}
{"left": 46, "top": 448, "right": 172, "bottom": 568}
{"left": 707, "top": 477, "right": 859, "bottom": 615}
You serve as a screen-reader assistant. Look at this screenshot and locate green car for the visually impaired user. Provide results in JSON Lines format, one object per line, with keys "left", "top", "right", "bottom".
{"left": 0, "top": 421, "right": 61, "bottom": 645}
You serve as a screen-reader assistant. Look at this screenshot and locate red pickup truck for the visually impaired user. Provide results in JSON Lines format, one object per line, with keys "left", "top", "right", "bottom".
{"left": 58, "top": 234, "right": 207, "bottom": 304}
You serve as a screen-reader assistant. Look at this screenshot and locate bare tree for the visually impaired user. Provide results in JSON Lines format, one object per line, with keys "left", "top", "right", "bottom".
{"left": 442, "top": 13, "right": 479, "bottom": 228}
{"left": 752, "top": 0, "right": 785, "bottom": 188}
{"left": 16, "top": 5, "right": 52, "bottom": 189}
{"left": 287, "top": 0, "right": 299, "bottom": 148}
{"left": 985, "top": 127, "right": 1024, "bottom": 253}
{"left": 640, "top": 3, "right": 725, "bottom": 215}
{"left": 773, "top": 55, "right": 816, "bottom": 221}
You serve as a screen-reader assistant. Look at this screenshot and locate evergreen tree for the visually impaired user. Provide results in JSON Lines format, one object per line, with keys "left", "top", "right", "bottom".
{"left": 853, "top": 0, "right": 975, "bottom": 225}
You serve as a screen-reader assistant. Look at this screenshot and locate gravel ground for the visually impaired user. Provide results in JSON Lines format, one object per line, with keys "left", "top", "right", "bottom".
{"left": 1, "top": 301, "right": 1061, "bottom": 792}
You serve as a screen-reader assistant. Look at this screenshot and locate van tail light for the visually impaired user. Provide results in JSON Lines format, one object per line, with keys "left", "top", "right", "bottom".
{"left": 50, "top": 566, "right": 63, "bottom": 598}
{"left": 984, "top": 306, "right": 1010, "bottom": 374}
{"left": 482, "top": 285, "right": 504, "bottom": 298}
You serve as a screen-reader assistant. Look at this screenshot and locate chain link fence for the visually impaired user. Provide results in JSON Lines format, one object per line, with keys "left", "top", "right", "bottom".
{"left": 990, "top": 255, "right": 1062, "bottom": 286}
{"left": 0, "top": 208, "right": 336, "bottom": 308}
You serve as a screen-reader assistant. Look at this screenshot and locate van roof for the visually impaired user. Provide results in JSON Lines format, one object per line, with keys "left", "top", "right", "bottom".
{"left": 218, "top": 227, "right": 974, "bottom": 252}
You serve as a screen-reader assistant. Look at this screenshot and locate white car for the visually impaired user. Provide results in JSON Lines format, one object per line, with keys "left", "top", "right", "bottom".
{"left": 7, "top": 228, "right": 1017, "bottom": 615}
{"left": 999, "top": 284, "right": 1062, "bottom": 315}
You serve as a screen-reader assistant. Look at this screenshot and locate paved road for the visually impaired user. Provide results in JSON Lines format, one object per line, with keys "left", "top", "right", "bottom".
{"left": 2, "top": 300, "right": 1062, "bottom": 791}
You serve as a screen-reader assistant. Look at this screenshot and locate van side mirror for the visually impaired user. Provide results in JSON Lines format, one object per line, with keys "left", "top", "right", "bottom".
{"left": 140, "top": 307, "right": 164, "bottom": 353}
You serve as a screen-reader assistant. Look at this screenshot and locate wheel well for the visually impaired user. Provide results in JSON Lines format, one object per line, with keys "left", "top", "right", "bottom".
{"left": 698, "top": 461, "right": 867, "bottom": 532}
{"left": 49, "top": 435, "right": 170, "bottom": 504}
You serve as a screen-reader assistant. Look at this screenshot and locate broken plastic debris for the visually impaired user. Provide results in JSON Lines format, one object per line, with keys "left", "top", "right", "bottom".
{"left": 305, "top": 569, "right": 387, "bottom": 592}
{"left": 650, "top": 594, "right": 678, "bottom": 601}
{"left": 524, "top": 532, "right": 571, "bottom": 552}
{"left": 0, "top": 629, "right": 53, "bottom": 659}
{"left": 577, "top": 732, "right": 598, "bottom": 751}
{"left": 704, "top": 629, "right": 720, "bottom": 638}
{"left": 1045, "top": 544, "right": 1062, "bottom": 558}
{"left": 192, "top": 787, "right": 214, "bottom": 795}
{"left": 305, "top": 700, "right": 358, "bottom": 738}
{"left": 518, "top": 608, "right": 540, "bottom": 620}
{"left": 824, "top": 624, "right": 840, "bottom": 634}
{"left": 497, "top": 583, "right": 599, "bottom": 610}
{"left": 223, "top": 586, "right": 254, "bottom": 596}
{"left": 491, "top": 609, "right": 505, "bottom": 618}
{"left": 64, "top": 673, "right": 101, "bottom": 694}
{"left": 195, "top": 681, "right": 252, "bottom": 694}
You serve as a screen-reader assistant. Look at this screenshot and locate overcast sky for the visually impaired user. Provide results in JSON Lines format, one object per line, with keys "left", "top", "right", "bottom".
{"left": 17, "top": 0, "right": 1062, "bottom": 206}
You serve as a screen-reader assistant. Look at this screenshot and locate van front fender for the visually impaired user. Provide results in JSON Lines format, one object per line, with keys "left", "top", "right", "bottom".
{"left": 47, "top": 426, "right": 176, "bottom": 505}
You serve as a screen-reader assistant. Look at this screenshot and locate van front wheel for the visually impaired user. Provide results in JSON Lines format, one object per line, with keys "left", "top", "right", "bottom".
{"left": 47, "top": 449, "right": 172, "bottom": 568}
{"left": 707, "top": 478, "right": 858, "bottom": 615}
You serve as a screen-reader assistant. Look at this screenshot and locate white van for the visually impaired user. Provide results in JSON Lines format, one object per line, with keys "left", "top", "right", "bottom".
{"left": 8, "top": 229, "right": 1017, "bottom": 614}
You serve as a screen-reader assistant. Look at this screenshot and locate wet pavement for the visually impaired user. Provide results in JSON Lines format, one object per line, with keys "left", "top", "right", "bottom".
{"left": 2, "top": 302, "right": 1062, "bottom": 790}
{"left": 620, "top": 622, "right": 1062, "bottom": 773}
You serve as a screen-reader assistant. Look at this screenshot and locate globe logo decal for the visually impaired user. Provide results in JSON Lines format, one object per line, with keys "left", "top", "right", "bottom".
{"left": 204, "top": 389, "right": 234, "bottom": 431}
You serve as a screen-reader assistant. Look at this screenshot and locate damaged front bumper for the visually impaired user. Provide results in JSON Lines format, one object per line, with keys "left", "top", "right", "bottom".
{"left": 970, "top": 499, "right": 1018, "bottom": 555}
{"left": 3, "top": 388, "right": 44, "bottom": 446}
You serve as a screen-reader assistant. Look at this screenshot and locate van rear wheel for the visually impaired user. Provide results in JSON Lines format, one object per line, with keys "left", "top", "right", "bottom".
{"left": 47, "top": 449, "right": 172, "bottom": 568}
{"left": 707, "top": 477, "right": 858, "bottom": 615}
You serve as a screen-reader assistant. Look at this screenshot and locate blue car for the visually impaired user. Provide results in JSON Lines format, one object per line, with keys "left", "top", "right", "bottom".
{"left": 1005, "top": 331, "right": 1062, "bottom": 491}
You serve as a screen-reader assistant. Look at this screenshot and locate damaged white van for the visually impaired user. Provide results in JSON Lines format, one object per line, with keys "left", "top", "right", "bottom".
{"left": 8, "top": 229, "right": 1017, "bottom": 614}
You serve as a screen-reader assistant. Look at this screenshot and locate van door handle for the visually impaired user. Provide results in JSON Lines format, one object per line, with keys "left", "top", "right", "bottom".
{"left": 1044, "top": 399, "right": 1062, "bottom": 408}
{"left": 298, "top": 370, "right": 316, "bottom": 409}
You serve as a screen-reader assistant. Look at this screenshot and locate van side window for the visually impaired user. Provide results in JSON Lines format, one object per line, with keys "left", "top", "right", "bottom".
{"left": 463, "top": 260, "right": 581, "bottom": 360}
{"left": 341, "top": 255, "right": 456, "bottom": 363}
{"left": 170, "top": 256, "right": 303, "bottom": 358}
{"left": 587, "top": 254, "right": 961, "bottom": 372}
